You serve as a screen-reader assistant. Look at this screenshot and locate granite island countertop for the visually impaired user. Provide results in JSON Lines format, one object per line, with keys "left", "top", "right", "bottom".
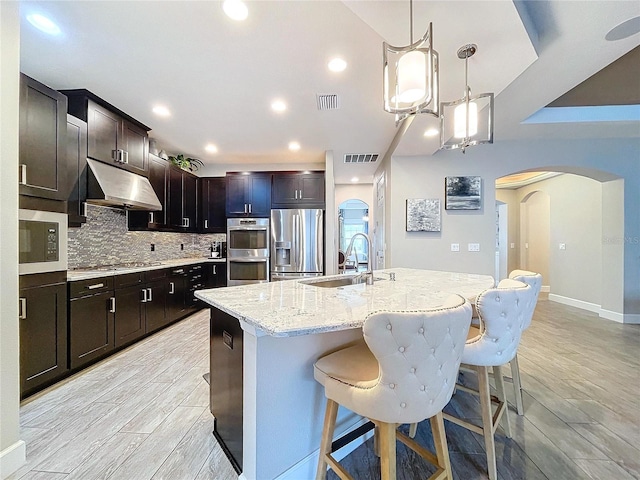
{"left": 67, "top": 257, "right": 226, "bottom": 281}
{"left": 195, "top": 268, "right": 494, "bottom": 337}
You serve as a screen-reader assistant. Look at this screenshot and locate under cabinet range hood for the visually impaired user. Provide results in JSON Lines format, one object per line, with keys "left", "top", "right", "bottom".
{"left": 86, "top": 159, "right": 162, "bottom": 211}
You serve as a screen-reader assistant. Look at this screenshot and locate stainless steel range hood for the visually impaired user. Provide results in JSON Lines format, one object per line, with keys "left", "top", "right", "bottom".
{"left": 86, "top": 159, "right": 162, "bottom": 211}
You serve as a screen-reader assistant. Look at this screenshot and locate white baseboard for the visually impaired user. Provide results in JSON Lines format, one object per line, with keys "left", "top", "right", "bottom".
{"left": 541, "top": 285, "right": 550, "bottom": 293}
{"left": 273, "top": 418, "right": 374, "bottom": 480}
{"left": 549, "top": 294, "right": 639, "bottom": 324}
{"left": 0, "top": 440, "right": 25, "bottom": 479}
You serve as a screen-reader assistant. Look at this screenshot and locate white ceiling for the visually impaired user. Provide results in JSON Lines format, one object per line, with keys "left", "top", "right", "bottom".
{"left": 19, "top": 1, "right": 640, "bottom": 184}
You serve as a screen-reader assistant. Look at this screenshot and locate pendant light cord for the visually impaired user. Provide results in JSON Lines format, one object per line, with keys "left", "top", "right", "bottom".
{"left": 409, "top": 0, "right": 413, "bottom": 44}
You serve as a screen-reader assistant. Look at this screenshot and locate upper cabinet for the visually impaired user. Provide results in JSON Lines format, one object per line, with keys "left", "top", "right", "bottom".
{"left": 271, "top": 172, "right": 325, "bottom": 208}
{"left": 200, "top": 177, "right": 226, "bottom": 233}
{"left": 168, "top": 166, "right": 198, "bottom": 231}
{"left": 226, "top": 173, "right": 271, "bottom": 217}
{"left": 61, "top": 89, "right": 150, "bottom": 177}
{"left": 66, "top": 114, "right": 88, "bottom": 227}
{"left": 128, "top": 154, "right": 169, "bottom": 231}
{"left": 18, "top": 74, "right": 68, "bottom": 201}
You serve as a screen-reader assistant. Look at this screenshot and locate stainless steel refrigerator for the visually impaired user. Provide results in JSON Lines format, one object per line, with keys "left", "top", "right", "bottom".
{"left": 270, "top": 209, "right": 324, "bottom": 280}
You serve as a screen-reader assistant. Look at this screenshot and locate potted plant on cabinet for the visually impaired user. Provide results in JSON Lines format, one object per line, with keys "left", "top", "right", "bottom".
{"left": 168, "top": 154, "right": 204, "bottom": 172}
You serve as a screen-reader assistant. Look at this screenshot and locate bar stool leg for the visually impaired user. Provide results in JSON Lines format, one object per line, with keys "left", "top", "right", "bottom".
{"left": 510, "top": 354, "right": 525, "bottom": 415}
{"left": 316, "top": 399, "right": 339, "bottom": 480}
{"left": 430, "top": 411, "right": 452, "bottom": 478}
{"left": 378, "top": 421, "right": 397, "bottom": 480}
{"left": 408, "top": 422, "right": 418, "bottom": 439}
{"left": 477, "top": 366, "right": 498, "bottom": 480}
{"left": 493, "top": 365, "right": 512, "bottom": 438}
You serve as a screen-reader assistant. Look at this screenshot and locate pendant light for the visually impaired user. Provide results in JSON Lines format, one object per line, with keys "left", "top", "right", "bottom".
{"left": 440, "top": 44, "right": 494, "bottom": 153}
{"left": 383, "top": 0, "right": 439, "bottom": 125}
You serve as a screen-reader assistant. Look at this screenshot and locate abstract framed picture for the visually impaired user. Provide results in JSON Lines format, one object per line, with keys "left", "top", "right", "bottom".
{"left": 445, "top": 176, "right": 482, "bottom": 210}
{"left": 406, "top": 199, "right": 441, "bottom": 232}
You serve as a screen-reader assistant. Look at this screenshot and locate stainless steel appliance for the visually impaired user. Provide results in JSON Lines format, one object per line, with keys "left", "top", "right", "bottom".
{"left": 227, "top": 218, "right": 269, "bottom": 286}
{"left": 270, "top": 208, "right": 324, "bottom": 281}
{"left": 19, "top": 209, "right": 68, "bottom": 275}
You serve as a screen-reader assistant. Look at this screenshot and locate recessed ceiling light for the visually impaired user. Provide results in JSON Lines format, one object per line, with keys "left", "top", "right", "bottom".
{"left": 424, "top": 128, "right": 439, "bottom": 137}
{"left": 271, "top": 100, "right": 287, "bottom": 112}
{"left": 605, "top": 16, "right": 640, "bottom": 41}
{"left": 152, "top": 105, "right": 171, "bottom": 117}
{"left": 288, "top": 141, "right": 301, "bottom": 151}
{"left": 351, "top": 177, "right": 359, "bottom": 183}
{"left": 205, "top": 144, "right": 218, "bottom": 154}
{"left": 26, "top": 13, "right": 61, "bottom": 35}
{"left": 223, "top": 0, "right": 248, "bottom": 21}
{"left": 328, "top": 58, "right": 347, "bottom": 72}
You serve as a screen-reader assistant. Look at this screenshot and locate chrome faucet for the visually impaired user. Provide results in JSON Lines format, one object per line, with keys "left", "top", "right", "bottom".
{"left": 345, "top": 232, "right": 374, "bottom": 285}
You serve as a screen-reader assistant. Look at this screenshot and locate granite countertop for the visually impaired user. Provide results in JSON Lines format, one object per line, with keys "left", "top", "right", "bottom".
{"left": 67, "top": 257, "right": 226, "bottom": 281}
{"left": 195, "top": 268, "right": 494, "bottom": 337}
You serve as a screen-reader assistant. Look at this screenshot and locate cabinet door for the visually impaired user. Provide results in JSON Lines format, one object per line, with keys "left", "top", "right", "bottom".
{"left": 19, "top": 74, "right": 68, "bottom": 200}
{"left": 128, "top": 154, "right": 167, "bottom": 230}
{"left": 145, "top": 280, "right": 168, "bottom": 333}
{"left": 299, "top": 173, "right": 325, "bottom": 206}
{"left": 168, "top": 167, "right": 185, "bottom": 228}
{"left": 166, "top": 270, "right": 187, "bottom": 322}
{"left": 248, "top": 174, "right": 271, "bottom": 216}
{"left": 121, "top": 121, "right": 148, "bottom": 176}
{"left": 86, "top": 100, "right": 120, "bottom": 165}
{"left": 183, "top": 173, "right": 197, "bottom": 230}
{"left": 66, "top": 114, "right": 88, "bottom": 226}
{"left": 200, "top": 177, "right": 226, "bottom": 233}
{"left": 19, "top": 282, "right": 68, "bottom": 397}
{"left": 69, "top": 291, "right": 115, "bottom": 369}
{"left": 114, "top": 285, "right": 145, "bottom": 348}
{"left": 271, "top": 174, "right": 299, "bottom": 205}
{"left": 226, "top": 175, "right": 248, "bottom": 216}
{"left": 210, "top": 263, "right": 227, "bottom": 288}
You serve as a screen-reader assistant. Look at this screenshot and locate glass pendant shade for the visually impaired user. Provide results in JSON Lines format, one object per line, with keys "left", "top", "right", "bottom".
{"left": 454, "top": 101, "right": 478, "bottom": 138}
{"left": 384, "top": 22, "right": 439, "bottom": 123}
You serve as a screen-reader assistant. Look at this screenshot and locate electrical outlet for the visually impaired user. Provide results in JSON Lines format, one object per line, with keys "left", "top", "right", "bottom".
{"left": 451, "top": 243, "right": 460, "bottom": 252}
{"left": 468, "top": 243, "right": 480, "bottom": 252}
{"left": 559, "top": 243, "right": 566, "bottom": 250}
{"left": 510, "top": 243, "right": 515, "bottom": 249}
{"left": 180, "top": 243, "right": 184, "bottom": 250}
{"left": 525, "top": 243, "right": 529, "bottom": 249}
{"left": 150, "top": 243, "right": 155, "bottom": 252}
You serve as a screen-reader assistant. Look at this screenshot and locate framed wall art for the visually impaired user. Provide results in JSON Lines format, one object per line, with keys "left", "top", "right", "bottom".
{"left": 406, "top": 198, "right": 441, "bottom": 232}
{"left": 445, "top": 176, "right": 482, "bottom": 210}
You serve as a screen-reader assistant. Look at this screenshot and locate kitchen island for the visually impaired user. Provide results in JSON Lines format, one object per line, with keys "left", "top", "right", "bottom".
{"left": 196, "top": 268, "right": 494, "bottom": 480}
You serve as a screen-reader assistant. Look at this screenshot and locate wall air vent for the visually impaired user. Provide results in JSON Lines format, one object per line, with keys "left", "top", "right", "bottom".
{"left": 344, "top": 154, "right": 379, "bottom": 164}
{"left": 316, "top": 94, "right": 340, "bottom": 110}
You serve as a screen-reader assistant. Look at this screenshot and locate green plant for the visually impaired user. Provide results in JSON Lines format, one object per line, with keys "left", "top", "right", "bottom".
{"left": 168, "top": 154, "right": 204, "bottom": 172}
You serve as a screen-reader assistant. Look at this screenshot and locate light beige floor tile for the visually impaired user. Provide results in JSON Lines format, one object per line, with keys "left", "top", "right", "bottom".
{"left": 574, "top": 459, "right": 637, "bottom": 480}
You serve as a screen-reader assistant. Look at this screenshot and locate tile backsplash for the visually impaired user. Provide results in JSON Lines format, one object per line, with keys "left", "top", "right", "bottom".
{"left": 68, "top": 204, "right": 225, "bottom": 269}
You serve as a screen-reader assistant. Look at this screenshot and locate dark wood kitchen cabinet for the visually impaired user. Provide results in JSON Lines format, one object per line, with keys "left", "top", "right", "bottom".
{"left": 69, "top": 277, "right": 115, "bottom": 370}
{"left": 62, "top": 89, "right": 150, "bottom": 177}
{"left": 128, "top": 154, "right": 169, "bottom": 230}
{"left": 186, "top": 263, "right": 207, "bottom": 309}
{"left": 18, "top": 74, "right": 68, "bottom": 201}
{"left": 199, "top": 177, "right": 226, "bottom": 233}
{"left": 207, "top": 262, "right": 227, "bottom": 288}
{"left": 226, "top": 173, "right": 271, "bottom": 217}
{"left": 66, "top": 114, "right": 88, "bottom": 227}
{"left": 168, "top": 166, "right": 198, "bottom": 230}
{"left": 271, "top": 172, "right": 325, "bottom": 208}
{"left": 19, "top": 272, "right": 68, "bottom": 398}
{"left": 166, "top": 266, "right": 189, "bottom": 322}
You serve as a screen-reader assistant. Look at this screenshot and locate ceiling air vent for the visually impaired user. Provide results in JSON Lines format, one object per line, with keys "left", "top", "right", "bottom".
{"left": 316, "top": 94, "right": 340, "bottom": 110}
{"left": 344, "top": 153, "right": 379, "bottom": 164}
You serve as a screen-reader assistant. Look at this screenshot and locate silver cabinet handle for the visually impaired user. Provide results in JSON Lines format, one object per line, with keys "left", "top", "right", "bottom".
{"left": 141, "top": 289, "right": 148, "bottom": 303}
{"left": 123, "top": 151, "right": 129, "bottom": 164}
{"left": 298, "top": 189, "right": 302, "bottom": 199}
{"left": 185, "top": 218, "right": 189, "bottom": 228}
{"left": 19, "top": 164, "right": 27, "bottom": 185}
{"left": 244, "top": 204, "right": 248, "bottom": 214}
{"left": 147, "top": 288, "right": 152, "bottom": 301}
{"left": 248, "top": 203, "right": 252, "bottom": 213}
{"left": 112, "top": 149, "right": 119, "bottom": 161}
{"left": 172, "top": 269, "right": 184, "bottom": 274}
{"left": 204, "top": 220, "right": 208, "bottom": 229}
{"left": 109, "top": 297, "right": 116, "bottom": 313}
{"left": 88, "top": 283, "right": 104, "bottom": 290}
{"left": 213, "top": 265, "right": 216, "bottom": 275}
{"left": 169, "top": 282, "right": 175, "bottom": 294}
{"left": 19, "top": 298, "right": 27, "bottom": 320}
{"left": 149, "top": 212, "right": 154, "bottom": 224}
{"left": 295, "top": 190, "right": 298, "bottom": 200}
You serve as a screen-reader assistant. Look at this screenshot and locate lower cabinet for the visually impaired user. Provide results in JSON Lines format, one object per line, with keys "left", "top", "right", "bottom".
{"left": 207, "top": 262, "right": 227, "bottom": 288}
{"left": 167, "top": 266, "right": 189, "bottom": 323}
{"left": 19, "top": 272, "right": 68, "bottom": 398}
{"left": 69, "top": 278, "right": 115, "bottom": 370}
{"left": 114, "top": 282, "right": 146, "bottom": 348}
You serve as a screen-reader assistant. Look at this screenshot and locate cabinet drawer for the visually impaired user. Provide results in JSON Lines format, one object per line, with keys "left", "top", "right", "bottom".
{"left": 145, "top": 268, "right": 168, "bottom": 282}
{"left": 114, "top": 272, "right": 144, "bottom": 289}
{"left": 69, "top": 277, "right": 114, "bottom": 298}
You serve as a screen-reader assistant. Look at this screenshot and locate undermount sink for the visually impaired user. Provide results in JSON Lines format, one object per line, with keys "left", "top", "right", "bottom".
{"left": 302, "top": 276, "right": 384, "bottom": 288}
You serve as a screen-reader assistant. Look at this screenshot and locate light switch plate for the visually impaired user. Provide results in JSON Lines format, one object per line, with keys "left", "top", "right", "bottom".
{"left": 451, "top": 243, "right": 460, "bottom": 252}
{"left": 468, "top": 243, "right": 480, "bottom": 252}
{"left": 559, "top": 243, "right": 566, "bottom": 250}
{"left": 510, "top": 243, "right": 515, "bottom": 249}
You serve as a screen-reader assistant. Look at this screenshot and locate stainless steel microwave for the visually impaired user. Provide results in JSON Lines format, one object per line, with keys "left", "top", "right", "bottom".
{"left": 19, "top": 209, "right": 68, "bottom": 275}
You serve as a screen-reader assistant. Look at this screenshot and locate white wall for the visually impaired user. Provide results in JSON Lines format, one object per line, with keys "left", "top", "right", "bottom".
{"left": 521, "top": 191, "right": 551, "bottom": 285}
{"left": 0, "top": 2, "right": 25, "bottom": 477}
{"left": 386, "top": 136, "right": 639, "bottom": 321}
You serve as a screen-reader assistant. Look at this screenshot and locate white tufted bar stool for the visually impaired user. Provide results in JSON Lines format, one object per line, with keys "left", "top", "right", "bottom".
{"left": 506, "top": 270, "right": 542, "bottom": 415}
{"left": 443, "top": 279, "right": 536, "bottom": 480}
{"left": 313, "top": 295, "right": 472, "bottom": 480}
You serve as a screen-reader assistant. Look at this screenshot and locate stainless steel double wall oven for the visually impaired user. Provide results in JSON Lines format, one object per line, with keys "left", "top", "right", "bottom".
{"left": 226, "top": 218, "right": 270, "bottom": 286}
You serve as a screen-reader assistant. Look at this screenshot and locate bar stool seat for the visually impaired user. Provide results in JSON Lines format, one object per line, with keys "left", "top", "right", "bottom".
{"left": 314, "top": 295, "right": 472, "bottom": 480}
